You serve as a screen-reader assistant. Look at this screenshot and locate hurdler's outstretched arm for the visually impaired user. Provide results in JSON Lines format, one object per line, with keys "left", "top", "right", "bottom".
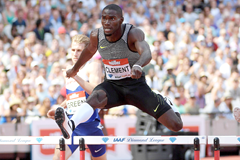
{"left": 129, "top": 27, "right": 152, "bottom": 67}
{"left": 66, "top": 29, "right": 98, "bottom": 78}
{"left": 128, "top": 27, "right": 152, "bottom": 79}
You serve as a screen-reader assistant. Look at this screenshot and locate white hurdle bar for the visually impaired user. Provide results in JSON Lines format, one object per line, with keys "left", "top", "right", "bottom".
{"left": 73, "top": 136, "right": 206, "bottom": 145}
{"left": 0, "top": 136, "right": 71, "bottom": 145}
{"left": 208, "top": 136, "right": 240, "bottom": 145}
{"left": 3, "top": 136, "right": 240, "bottom": 160}
{"left": 208, "top": 136, "right": 240, "bottom": 160}
{"left": 0, "top": 136, "right": 206, "bottom": 145}
{"left": 0, "top": 136, "right": 206, "bottom": 160}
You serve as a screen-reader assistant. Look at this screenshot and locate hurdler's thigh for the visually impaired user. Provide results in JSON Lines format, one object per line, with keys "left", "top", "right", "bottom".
{"left": 86, "top": 90, "right": 107, "bottom": 109}
{"left": 127, "top": 84, "right": 171, "bottom": 119}
{"left": 92, "top": 81, "right": 126, "bottom": 109}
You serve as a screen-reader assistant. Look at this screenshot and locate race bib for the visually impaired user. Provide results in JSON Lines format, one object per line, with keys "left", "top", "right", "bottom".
{"left": 66, "top": 91, "right": 86, "bottom": 114}
{"left": 102, "top": 58, "right": 131, "bottom": 80}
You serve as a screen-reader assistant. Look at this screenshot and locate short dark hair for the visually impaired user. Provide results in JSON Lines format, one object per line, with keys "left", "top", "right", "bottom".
{"left": 36, "top": 19, "right": 42, "bottom": 28}
{"left": 103, "top": 4, "right": 123, "bottom": 17}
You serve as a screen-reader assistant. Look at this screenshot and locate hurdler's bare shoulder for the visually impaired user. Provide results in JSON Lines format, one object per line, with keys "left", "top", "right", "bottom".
{"left": 128, "top": 26, "right": 145, "bottom": 42}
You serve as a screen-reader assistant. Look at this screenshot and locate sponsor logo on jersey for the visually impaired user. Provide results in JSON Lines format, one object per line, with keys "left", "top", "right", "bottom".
{"left": 109, "top": 60, "right": 120, "bottom": 65}
{"left": 69, "top": 93, "right": 79, "bottom": 99}
{"left": 100, "top": 46, "right": 107, "bottom": 49}
{"left": 66, "top": 91, "right": 85, "bottom": 100}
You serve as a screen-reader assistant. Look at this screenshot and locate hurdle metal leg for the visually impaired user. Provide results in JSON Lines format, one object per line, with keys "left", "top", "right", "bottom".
{"left": 214, "top": 137, "right": 220, "bottom": 160}
{"left": 194, "top": 138, "right": 200, "bottom": 160}
{"left": 59, "top": 138, "right": 65, "bottom": 160}
{"left": 79, "top": 138, "right": 86, "bottom": 160}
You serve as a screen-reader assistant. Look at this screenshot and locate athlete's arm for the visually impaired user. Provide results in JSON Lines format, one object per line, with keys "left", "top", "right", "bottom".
{"left": 87, "top": 61, "right": 103, "bottom": 87}
{"left": 73, "top": 61, "right": 102, "bottom": 95}
{"left": 66, "top": 29, "right": 99, "bottom": 78}
{"left": 128, "top": 27, "right": 152, "bottom": 79}
{"left": 129, "top": 27, "right": 152, "bottom": 67}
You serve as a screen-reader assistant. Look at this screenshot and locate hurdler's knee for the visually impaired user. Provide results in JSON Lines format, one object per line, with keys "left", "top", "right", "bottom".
{"left": 172, "top": 118, "right": 183, "bottom": 132}
{"left": 87, "top": 90, "right": 107, "bottom": 109}
{"left": 96, "top": 90, "right": 107, "bottom": 100}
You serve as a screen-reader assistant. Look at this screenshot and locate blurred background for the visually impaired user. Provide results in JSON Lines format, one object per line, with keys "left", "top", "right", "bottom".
{"left": 0, "top": 0, "right": 240, "bottom": 159}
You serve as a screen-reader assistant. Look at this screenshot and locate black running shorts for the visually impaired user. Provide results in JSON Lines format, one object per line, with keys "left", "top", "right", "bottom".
{"left": 93, "top": 76, "right": 171, "bottom": 119}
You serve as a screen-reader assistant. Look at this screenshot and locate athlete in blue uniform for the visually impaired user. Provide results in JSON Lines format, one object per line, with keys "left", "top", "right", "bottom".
{"left": 47, "top": 34, "right": 106, "bottom": 160}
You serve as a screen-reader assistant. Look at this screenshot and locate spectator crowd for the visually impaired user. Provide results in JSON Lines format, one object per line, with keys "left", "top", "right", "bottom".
{"left": 0, "top": 0, "right": 239, "bottom": 124}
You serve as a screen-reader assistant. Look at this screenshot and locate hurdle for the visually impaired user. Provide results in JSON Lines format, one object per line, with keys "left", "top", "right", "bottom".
{"left": 0, "top": 136, "right": 71, "bottom": 145}
{"left": 0, "top": 136, "right": 71, "bottom": 160}
{"left": 0, "top": 135, "right": 206, "bottom": 160}
{"left": 59, "top": 138, "right": 66, "bottom": 160}
{"left": 74, "top": 136, "right": 206, "bottom": 160}
{"left": 208, "top": 136, "right": 240, "bottom": 160}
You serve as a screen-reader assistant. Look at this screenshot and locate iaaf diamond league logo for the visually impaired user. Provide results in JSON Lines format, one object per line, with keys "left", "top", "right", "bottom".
{"left": 126, "top": 137, "right": 165, "bottom": 143}
{"left": 0, "top": 138, "right": 32, "bottom": 144}
{"left": 102, "top": 137, "right": 109, "bottom": 143}
{"left": 36, "top": 137, "right": 43, "bottom": 143}
{"left": 237, "top": 137, "right": 240, "bottom": 142}
{"left": 101, "top": 137, "right": 172, "bottom": 143}
{"left": 169, "top": 137, "right": 176, "bottom": 143}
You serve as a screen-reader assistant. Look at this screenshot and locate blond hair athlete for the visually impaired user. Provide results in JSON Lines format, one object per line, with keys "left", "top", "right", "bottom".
{"left": 47, "top": 34, "right": 107, "bottom": 160}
